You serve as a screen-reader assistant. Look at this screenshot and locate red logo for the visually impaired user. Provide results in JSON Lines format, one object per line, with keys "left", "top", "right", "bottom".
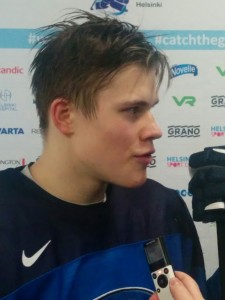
{"left": 0, "top": 66, "right": 24, "bottom": 74}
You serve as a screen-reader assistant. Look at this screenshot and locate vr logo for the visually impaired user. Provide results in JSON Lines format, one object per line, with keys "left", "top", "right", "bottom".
{"left": 172, "top": 96, "right": 196, "bottom": 106}
{"left": 216, "top": 66, "right": 225, "bottom": 76}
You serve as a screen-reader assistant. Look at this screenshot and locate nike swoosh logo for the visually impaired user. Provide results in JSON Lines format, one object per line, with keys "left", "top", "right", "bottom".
{"left": 22, "top": 240, "right": 51, "bottom": 267}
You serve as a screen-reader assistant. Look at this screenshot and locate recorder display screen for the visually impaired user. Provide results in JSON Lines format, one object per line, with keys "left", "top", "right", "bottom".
{"left": 144, "top": 238, "right": 169, "bottom": 272}
{"left": 147, "top": 240, "right": 164, "bottom": 264}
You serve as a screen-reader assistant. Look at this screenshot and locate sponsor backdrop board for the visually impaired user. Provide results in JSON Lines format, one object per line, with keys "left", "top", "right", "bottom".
{"left": 0, "top": 0, "right": 224, "bottom": 279}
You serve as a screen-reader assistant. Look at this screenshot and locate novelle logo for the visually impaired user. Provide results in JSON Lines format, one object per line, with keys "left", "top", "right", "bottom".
{"left": 168, "top": 126, "right": 200, "bottom": 138}
{"left": 176, "top": 189, "right": 192, "bottom": 197}
{"left": 147, "top": 155, "right": 156, "bottom": 168}
{"left": 171, "top": 64, "right": 198, "bottom": 78}
{"left": 90, "top": 0, "right": 129, "bottom": 15}
{"left": 0, "top": 158, "right": 26, "bottom": 166}
{"left": 0, "top": 66, "right": 24, "bottom": 74}
{"left": 211, "top": 125, "right": 225, "bottom": 137}
{"left": 0, "top": 128, "right": 24, "bottom": 134}
{"left": 211, "top": 95, "right": 225, "bottom": 107}
{"left": 172, "top": 96, "right": 196, "bottom": 107}
{"left": 216, "top": 66, "right": 225, "bottom": 76}
{"left": 0, "top": 89, "right": 17, "bottom": 111}
{"left": 167, "top": 156, "right": 189, "bottom": 167}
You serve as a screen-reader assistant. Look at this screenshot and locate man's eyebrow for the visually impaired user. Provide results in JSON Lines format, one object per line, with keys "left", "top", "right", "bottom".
{"left": 121, "top": 99, "right": 159, "bottom": 108}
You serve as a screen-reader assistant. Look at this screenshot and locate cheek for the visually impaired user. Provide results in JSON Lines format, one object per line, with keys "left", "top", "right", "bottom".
{"left": 103, "top": 124, "right": 135, "bottom": 151}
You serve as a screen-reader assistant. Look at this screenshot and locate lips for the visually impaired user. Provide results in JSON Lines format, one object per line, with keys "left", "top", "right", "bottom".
{"left": 134, "top": 152, "right": 154, "bottom": 165}
{"left": 135, "top": 149, "right": 155, "bottom": 158}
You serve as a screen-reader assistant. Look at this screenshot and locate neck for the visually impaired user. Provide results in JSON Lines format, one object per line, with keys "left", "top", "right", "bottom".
{"left": 30, "top": 153, "right": 107, "bottom": 205}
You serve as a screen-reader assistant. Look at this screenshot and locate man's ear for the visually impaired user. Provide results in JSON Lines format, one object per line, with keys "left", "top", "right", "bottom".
{"left": 50, "top": 98, "right": 75, "bottom": 135}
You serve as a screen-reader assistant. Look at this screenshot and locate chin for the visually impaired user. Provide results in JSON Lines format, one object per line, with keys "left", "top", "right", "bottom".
{"left": 122, "top": 176, "right": 147, "bottom": 188}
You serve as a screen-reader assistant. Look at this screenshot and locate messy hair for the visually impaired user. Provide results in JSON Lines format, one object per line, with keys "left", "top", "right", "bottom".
{"left": 30, "top": 10, "right": 170, "bottom": 131}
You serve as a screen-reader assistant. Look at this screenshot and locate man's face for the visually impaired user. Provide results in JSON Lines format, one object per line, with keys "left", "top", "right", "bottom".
{"left": 70, "top": 64, "right": 162, "bottom": 188}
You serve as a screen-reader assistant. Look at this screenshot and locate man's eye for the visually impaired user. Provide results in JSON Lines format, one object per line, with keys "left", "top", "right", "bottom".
{"left": 127, "top": 107, "right": 141, "bottom": 115}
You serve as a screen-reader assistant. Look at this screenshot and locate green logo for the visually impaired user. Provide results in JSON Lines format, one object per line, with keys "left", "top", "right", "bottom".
{"left": 216, "top": 66, "right": 225, "bottom": 76}
{"left": 172, "top": 96, "right": 196, "bottom": 106}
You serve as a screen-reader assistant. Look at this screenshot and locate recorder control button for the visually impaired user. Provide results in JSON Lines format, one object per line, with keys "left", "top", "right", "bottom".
{"left": 164, "top": 267, "right": 169, "bottom": 274}
{"left": 152, "top": 273, "right": 157, "bottom": 279}
{"left": 157, "top": 274, "right": 168, "bottom": 288}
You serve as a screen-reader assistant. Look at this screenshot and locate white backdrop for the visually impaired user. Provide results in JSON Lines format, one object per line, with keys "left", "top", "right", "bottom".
{"left": 1, "top": 0, "right": 225, "bottom": 279}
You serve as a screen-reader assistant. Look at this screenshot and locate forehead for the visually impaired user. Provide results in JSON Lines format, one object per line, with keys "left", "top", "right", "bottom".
{"left": 96, "top": 64, "right": 158, "bottom": 102}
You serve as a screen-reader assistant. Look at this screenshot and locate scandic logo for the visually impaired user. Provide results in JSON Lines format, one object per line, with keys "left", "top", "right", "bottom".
{"left": 170, "top": 64, "right": 198, "bottom": 78}
{"left": 168, "top": 126, "right": 200, "bottom": 137}
{"left": 211, "top": 96, "right": 225, "bottom": 107}
{"left": 172, "top": 96, "right": 196, "bottom": 106}
{"left": 90, "top": 0, "right": 129, "bottom": 15}
{"left": 0, "top": 128, "right": 24, "bottom": 134}
{"left": 0, "top": 67, "right": 23, "bottom": 74}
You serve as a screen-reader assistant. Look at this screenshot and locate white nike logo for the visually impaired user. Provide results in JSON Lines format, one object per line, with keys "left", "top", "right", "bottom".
{"left": 22, "top": 240, "right": 51, "bottom": 267}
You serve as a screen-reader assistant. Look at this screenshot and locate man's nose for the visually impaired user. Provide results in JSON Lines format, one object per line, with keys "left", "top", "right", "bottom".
{"left": 140, "top": 112, "right": 162, "bottom": 141}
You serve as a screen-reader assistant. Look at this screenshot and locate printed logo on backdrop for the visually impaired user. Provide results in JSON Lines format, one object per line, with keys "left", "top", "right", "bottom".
{"left": 0, "top": 128, "right": 24, "bottom": 134}
{"left": 167, "top": 156, "right": 189, "bottom": 167}
{"left": 168, "top": 126, "right": 200, "bottom": 138}
{"left": 176, "top": 189, "right": 192, "bottom": 197}
{"left": 0, "top": 158, "right": 26, "bottom": 167}
{"left": 31, "top": 128, "right": 41, "bottom": 135}
{"left": 136, "top": 1, "right": 162, "bottom": 8}
{"left": 170, "top": 64, "right": 198, "bottom": 78}
{"left": 216, "top": 66, "right": 225, "bottom": 76}
{"left": 90, "top": 0, "right": 129, "bottom": 15}
{"left": 172, "top": 96, "right": 196, "bottom": 107}
{"left": 151, "top": 31, "right": 225, "bottom": 50}
{"left": 28, "top": 32, "right": 44, "bottom": 46}
{"left": 0, "top": 66, "right": 24, "bottom": 74}
{"left": 0, "top": 90, "right": 17, "bottom": 111}
{"left": 211, "top": 96, "right": 225, "bottom": 107}
{"left": 147, "top": 155, "right": 156, "bottom": 168}
{"left": 211, "top": 125, "right": 225, "bottom": 137}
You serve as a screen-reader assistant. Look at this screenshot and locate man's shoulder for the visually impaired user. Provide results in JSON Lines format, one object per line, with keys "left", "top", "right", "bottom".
{"left": 0, "top": 166, "right": 23, "bottom": 180}
{"left": 0, "top": 166, "right": 26, "bottom": 196}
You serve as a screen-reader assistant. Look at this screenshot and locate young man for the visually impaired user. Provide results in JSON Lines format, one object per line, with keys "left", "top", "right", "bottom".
{"left": 0, "top": 10, "right": 207, "bottom": 300}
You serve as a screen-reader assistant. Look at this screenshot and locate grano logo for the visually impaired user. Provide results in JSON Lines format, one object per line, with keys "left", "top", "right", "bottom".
{"left": 0, "top": 128, "right": 24, "bottom": 134}
{"left": 211, "top": 95, "right": 225, "bottom": 107}
{"left": 168, "top": 126, "right": 200, "bottom": 137}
